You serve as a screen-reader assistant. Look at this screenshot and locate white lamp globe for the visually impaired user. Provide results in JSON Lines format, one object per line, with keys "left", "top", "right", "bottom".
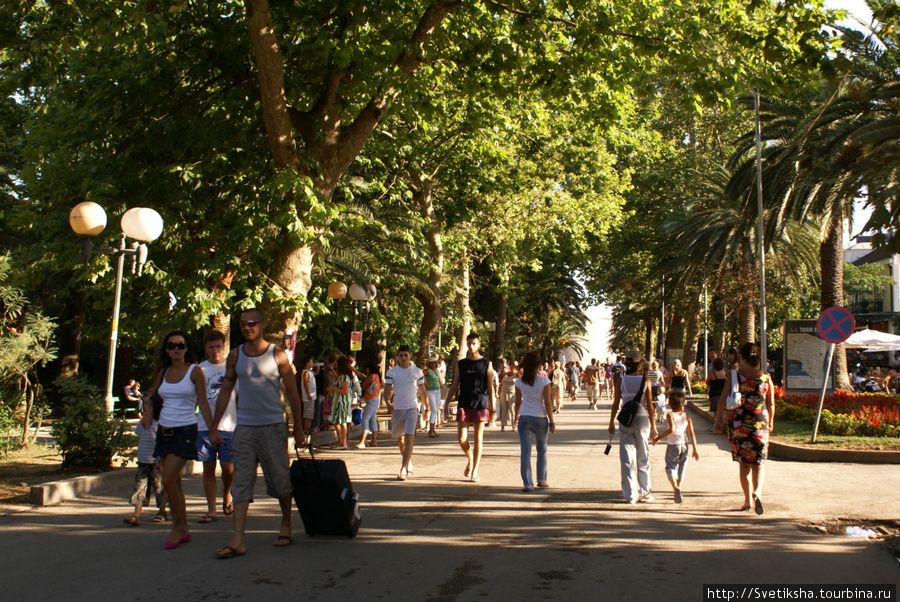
{"left": 349, "top": 283, "right": 377, "bottom": 301}
{"left": 121, "top": 207, "right": 164, "bottom": 242}
{"left": 349, "top": 283, "right": 367, "bottom": 301}
{"left": 69, "top": 202, "right": 107, "bottom": 236}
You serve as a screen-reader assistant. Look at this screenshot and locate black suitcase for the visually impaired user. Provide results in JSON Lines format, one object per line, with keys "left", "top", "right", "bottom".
{"left": 291, "top": 447, "right": 361, "bottom": 538}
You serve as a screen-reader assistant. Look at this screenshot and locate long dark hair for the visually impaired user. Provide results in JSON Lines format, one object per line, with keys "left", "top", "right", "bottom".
{"left": 740, "top": 342, "right": 761, "bottom": 368}
{"left": 155, "top": 330, "right": 196, "bottom": 371}
{"left": 366, "top": 360, "right": 381, "bottom": 379}
{"left": 521, "top": 351, "right": 542, "bottom": 386}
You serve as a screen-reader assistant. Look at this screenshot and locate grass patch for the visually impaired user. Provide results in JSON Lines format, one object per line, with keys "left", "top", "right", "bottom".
{"left": 769, "top": 420, "right": 900, "bottom": 451}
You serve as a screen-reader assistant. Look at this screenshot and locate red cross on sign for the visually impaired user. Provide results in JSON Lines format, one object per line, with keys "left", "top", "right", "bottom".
{"left": 816, "top": 307, "right": 856, "bottom": 344}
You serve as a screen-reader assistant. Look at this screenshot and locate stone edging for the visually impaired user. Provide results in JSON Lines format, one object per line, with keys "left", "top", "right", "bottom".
{"left": 30, "top": 469, "right": 134, "bottom": 506}
{"left": 687, "top": 399, "right": 900, "bottom": 464}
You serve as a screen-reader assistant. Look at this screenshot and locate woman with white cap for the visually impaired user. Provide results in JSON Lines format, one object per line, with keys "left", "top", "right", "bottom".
{"left": 607, "top": 350, "right": 657, "bottom": 503}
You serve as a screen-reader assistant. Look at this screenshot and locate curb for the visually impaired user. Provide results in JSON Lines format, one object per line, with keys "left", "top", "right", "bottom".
{"left": 30, "top": 469, "right": 133, "bottom": 506}
{"left": 687, "top": 399, "right": 900, "bottom": 464}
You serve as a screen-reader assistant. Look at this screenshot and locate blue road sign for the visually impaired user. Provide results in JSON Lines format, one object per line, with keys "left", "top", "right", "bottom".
{"left": 816, "top": 306, "right": 856, "bottom": 344}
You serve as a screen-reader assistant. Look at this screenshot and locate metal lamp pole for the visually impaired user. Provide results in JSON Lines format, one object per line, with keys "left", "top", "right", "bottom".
{"left": 69, "top": 203, "right": 162, "bottom": 413}
{"left": 755, "top": 89, "right": 768, "bottom": 370}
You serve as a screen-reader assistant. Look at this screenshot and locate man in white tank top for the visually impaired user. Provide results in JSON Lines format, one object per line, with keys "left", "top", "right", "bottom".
{"left": 209, "top": 309, "right": 305, "bottom": 559}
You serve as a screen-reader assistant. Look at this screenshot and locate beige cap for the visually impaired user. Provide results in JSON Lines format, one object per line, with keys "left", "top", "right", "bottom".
{"left": 624, "top": 349, "right": 643, "bottom": 363}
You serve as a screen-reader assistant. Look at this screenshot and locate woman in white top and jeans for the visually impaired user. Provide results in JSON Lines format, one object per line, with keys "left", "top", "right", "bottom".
{"left": 514, "top": 351, "right": 556, "bottom": 492}
{"left": 607, "top": 350, "right": 657, "bottom": 503}
{"left": 141, "top": 331, "right": 214, "bottom": 550}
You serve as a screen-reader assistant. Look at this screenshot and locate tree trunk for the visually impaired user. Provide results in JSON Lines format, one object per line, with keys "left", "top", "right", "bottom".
{"left": 739, "top": 237, "right": 756, "bottom": 346}
{"left": 243, "top": 0, "right": 462, "bottom": 336}
{"left": 821, "top": 204, "right": 850, "bottom": 390}
{"left": 494, "top": 284, "right": 508, "bottom": 362}
{"left": 454, "top": 247, "right": 471, "bottom": 362}
{"left": 682, "top": 292, "right": 702, "bottom": 380}
{"left": 412, "top": 173, "right": 443, "bottom": 364}
{"left": 644, "top": 317, "right": 654, "bottom": 360}
{"left": 666, "top": 309, "right": 684, "bottom": 352}
{"left": 208, "top": 311, "right": 232, "bottom": 354}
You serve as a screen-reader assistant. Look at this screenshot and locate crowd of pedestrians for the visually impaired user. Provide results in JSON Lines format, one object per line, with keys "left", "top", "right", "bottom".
{"left": 122, "top": 318, "right": 773, "bottom": 557}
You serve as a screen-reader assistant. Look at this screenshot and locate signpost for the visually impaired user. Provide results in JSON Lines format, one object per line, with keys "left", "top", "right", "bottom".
{"left": 811, "top": 307, "right": 855, "bottom": 443}
{"left": 350, "top": 331, "right": 362, "bottom": 352}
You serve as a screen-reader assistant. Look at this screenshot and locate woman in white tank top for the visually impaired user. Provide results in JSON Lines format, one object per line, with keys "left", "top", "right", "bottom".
{"left": 140, "top": 331, "right": 214, "bottom": 550}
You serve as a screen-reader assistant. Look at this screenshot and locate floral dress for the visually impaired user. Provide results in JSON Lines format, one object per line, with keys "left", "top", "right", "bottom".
{"left": 331, "top": 374, "right": 352, "bottom": 426}
{"left": 727, "top": 371, "right": 771, "bottom": 464}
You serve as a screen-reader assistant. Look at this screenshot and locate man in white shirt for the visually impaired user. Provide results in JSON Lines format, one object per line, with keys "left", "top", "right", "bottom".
{"left": 196, "top": 330, "right": 238, "bottom": 523}
{"left": 383, "top": 345, "right": 427, "bottom": 481}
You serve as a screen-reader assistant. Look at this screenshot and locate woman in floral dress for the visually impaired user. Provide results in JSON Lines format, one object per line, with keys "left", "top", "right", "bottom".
{"left": 713, "top": 342, "right": 775, "bottom": 514}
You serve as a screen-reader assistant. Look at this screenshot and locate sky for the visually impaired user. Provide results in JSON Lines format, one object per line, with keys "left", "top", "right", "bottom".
{"left": 825, "top": 0, "right": 875, "bottom": 28}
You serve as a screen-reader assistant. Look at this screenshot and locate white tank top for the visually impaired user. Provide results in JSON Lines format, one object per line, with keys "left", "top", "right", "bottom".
{"left": 667, "top": 412, "right": 688, "bottom": 445}
{"left": 158, "top": 365, "right": 198, "bottom": 428}
{"left": 301, "top": 368, "right": 317, "bottom": 402}
{"left": 620, "top": 374, "right": 649, "bottom": 417}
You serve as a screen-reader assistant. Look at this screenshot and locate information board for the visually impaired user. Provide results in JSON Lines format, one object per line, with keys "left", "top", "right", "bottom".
{"left": 783, "top": 320, "right": 834, "bottom": 392}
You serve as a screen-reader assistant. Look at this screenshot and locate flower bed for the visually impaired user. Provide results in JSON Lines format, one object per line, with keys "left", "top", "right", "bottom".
{"left": 775, "top": 387, "right": 900, "bottom": 438}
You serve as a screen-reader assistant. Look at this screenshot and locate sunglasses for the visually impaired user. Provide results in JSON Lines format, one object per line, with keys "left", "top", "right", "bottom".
{"left": 240, "top": 320, "right": 261, "bottom": 327}
{"left": 166, "top": 341, "right": 187, "bottom": 350}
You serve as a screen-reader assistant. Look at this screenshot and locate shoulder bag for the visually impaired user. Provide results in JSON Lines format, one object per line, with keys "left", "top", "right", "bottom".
{"left": 724, "top": 369, "right": 742, "bottom": 411}
{"left": 617, "top": 376, "right": 647, "bottom": 427}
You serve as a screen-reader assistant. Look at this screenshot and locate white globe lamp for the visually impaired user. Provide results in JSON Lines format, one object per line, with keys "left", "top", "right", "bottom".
{"left": 69, "top": 202, "right": 107, "bottom": 237}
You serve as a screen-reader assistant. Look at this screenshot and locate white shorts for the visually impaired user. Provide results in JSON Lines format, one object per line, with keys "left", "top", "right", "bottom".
{"left": 391, "top": 407, "right": 418, "bottom": 438}
{"left": 587, "top": 383, "right": 600, "bottom": 398}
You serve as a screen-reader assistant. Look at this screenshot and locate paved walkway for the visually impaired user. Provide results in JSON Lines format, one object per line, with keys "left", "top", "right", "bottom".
{"left": 1, "top": 392, "right": 898, "bottom": 600}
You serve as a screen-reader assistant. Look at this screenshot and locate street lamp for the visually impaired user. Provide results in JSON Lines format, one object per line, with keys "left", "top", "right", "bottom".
{"left": 348, "top": 283, "right": 376, "bottom": 357}
{"left": 68, "top": 202, "right": 164, "bottom": 413}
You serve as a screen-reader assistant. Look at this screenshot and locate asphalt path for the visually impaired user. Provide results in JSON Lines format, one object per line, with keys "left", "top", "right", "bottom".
{"left": 1, "top": 392, "right": 898, "bottom": 600}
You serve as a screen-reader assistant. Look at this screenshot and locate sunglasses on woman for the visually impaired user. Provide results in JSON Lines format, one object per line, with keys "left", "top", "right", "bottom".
{"left": 166, "top": 341, "right": 187, "bottom": 350}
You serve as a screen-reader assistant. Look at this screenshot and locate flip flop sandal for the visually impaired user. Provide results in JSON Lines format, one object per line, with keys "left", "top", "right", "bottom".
{"left": 223, "top": 502, "right": 234, "bottom": 516}
{"left": 215, "top": 545, "right": 245, "bottom": 559}
{"left": 273, "top": 535, "right": 293, "bottom": 547}
{"left": 123, "top": 516, "right": 141, "bottom": 526}
{"left": 753, "top": 494, "right": 764, "bottom": 515}
{"left": 199, "top": 514, "right": 218, "bottom": 524}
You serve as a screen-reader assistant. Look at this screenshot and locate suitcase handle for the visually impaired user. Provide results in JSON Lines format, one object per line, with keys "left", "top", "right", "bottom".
{"left": 294, "top": 443, "right": 324, "bottom": 478}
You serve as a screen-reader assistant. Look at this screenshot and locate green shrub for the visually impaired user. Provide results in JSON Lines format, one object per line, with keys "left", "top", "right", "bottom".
{"left": 50, "top": 376, "right": 135, "bottom": 469}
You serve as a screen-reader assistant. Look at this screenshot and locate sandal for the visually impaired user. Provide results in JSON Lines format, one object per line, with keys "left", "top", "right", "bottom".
{"left": 223, "top": 502, "right": 234, "bottom": 516}
{"left": 123, "top": 515, "right": 141, "bottom": 527}
{"left": 215, "top": 545, "right": 245, "bottom": 559}
{"left": 199, "top": 514, "right": 218, "bottom": 524}
{"left": 152, "top": 511, "right": 167, "bottom": 523}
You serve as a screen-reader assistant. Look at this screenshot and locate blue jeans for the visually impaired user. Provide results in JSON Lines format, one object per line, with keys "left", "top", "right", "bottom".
{"left": 518, "top": 415, "right": 549, "bottom": 489}
{"left": 361, "top": 396, "right": 379, "bottom": 434}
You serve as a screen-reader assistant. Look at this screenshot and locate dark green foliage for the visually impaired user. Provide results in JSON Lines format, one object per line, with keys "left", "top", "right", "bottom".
{"left": 51, "top": 376, "right": 135, "bottom": 469}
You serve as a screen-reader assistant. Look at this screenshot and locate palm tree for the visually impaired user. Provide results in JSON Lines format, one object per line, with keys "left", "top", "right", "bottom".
{"left": 723, "top": 6, "right": 900, "bottom": 388}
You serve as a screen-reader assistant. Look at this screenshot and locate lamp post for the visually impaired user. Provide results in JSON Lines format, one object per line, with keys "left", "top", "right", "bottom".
{"left": 348, "top": 283, "right": 377, "bottom": 358}
{"left": 69, "top": 202, "right": 164, "bottom": 413}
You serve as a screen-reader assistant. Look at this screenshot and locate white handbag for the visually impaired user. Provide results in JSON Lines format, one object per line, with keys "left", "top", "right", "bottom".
{"left": 724, "top": 369, "right": 742, "bottom": 411}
